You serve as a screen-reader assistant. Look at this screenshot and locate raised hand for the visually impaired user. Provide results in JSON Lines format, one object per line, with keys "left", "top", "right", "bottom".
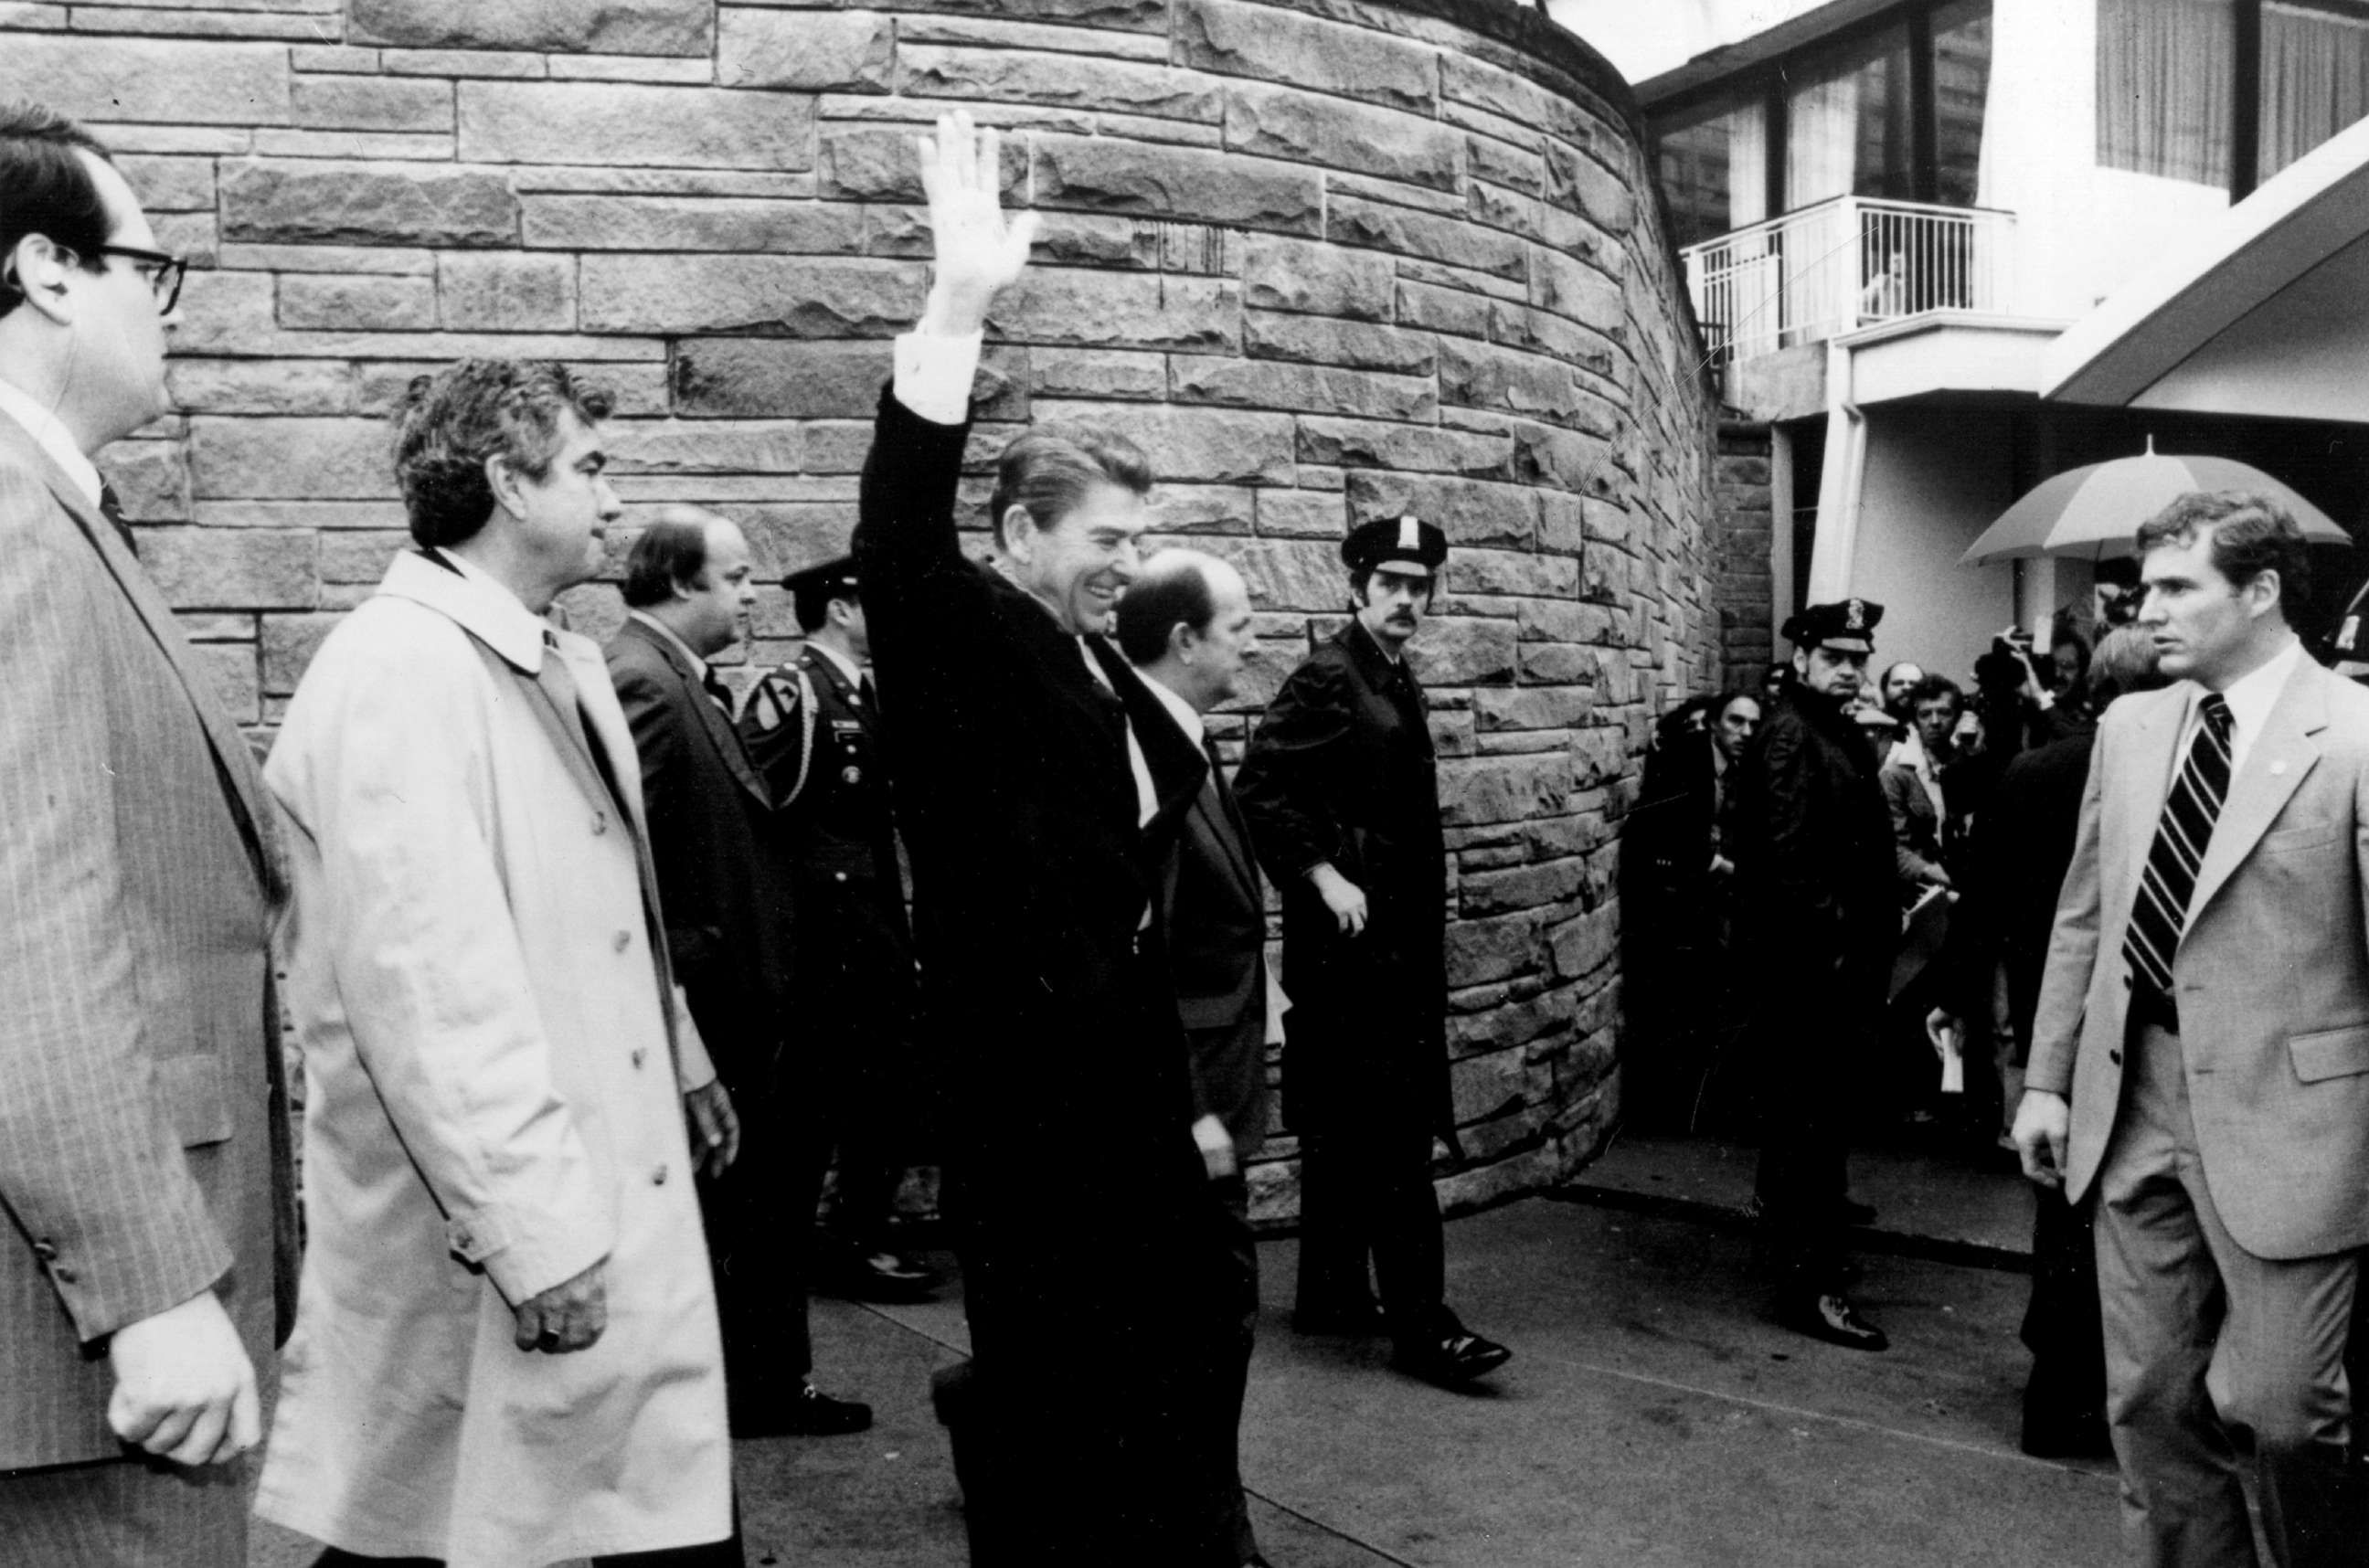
{"left": 915, "top": 109, "right": 1040, "bottom": 336}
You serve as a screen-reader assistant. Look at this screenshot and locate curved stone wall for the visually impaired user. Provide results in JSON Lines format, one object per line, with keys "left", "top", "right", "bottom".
{"left": 1, "top": 0, "right": 1719, "bottom": 1220}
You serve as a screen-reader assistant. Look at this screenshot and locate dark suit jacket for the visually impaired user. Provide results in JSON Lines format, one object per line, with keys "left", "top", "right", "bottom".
{"left": 0, "top": 416, "right": 295, "bottom": 1467}
{"left": 1153, "top": 709, "right": 1270, "bottom": 1162}
{"left": 604, "top": 616, "right": 793, "bottom": 1089}
{"left": 851, "top": 388, "right": 1204, "bottom": 1205}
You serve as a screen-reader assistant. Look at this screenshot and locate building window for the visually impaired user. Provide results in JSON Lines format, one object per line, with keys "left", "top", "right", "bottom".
{"left": 2097, "top": 0, "right": 2236, "bottom": 186}
{"left": 1659, "top": 97, "right": 1768, "bottom": 250}
{"left": 1784, "top": 23, "right": 1916, "bottom": 210}
{"left": 1933, "top": 0, "right": 1993, "bottom": 207}
{"left": 2259, "top": 1, "right": 2369, "bottom": 181}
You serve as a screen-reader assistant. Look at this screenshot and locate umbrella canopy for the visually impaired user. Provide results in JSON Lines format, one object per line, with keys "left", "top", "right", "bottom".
{"left": 1960, "top": 440, "right": 2353, "bottom": 566}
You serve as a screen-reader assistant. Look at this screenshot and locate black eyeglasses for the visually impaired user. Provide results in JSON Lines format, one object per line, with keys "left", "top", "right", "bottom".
{"left": 95, "top": 244, "right": 187, "bottom": 314}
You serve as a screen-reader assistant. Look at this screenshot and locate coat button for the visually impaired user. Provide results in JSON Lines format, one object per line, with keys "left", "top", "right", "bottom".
{"left": 32, "top": 1239, "right": 56, "bottom": 1261}
{"left": 834, "top": 871, "right": 847, "bottom": 884}
{"left": 53, "top": 1265, "right": 77, "bottom": 1284}
{"left": 613, "top": 929, "right": 632, "bottom": 953}
{"left": 652, "top": 1164, "right": 669, "bottom": 1186}
{"left": 2109, "top": 1049, "right": 2123, "bottom": 1065}
{"left": 592, "top": 812, "right": 609, "bottom": 835}
{"left": 632, "top": 1048, "right": 647, "bottom": 1068}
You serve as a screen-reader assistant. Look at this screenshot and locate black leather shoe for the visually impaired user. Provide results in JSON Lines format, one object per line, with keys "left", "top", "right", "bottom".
{"left": 1778, "top": 1291, "right": 1888, "bottom": 1351}
{"left": 1393, "top": 1330, "right": 1513, "bottom": 1386}
{"left": 2020, "top": 1407, "right": 2112, "bottom": 1459}
{"left": 738, "top": 1383, "right": 874, "bottom": 1437}
{"left": 1292, "top": 1300, "right": 1387, "bottom": 1336}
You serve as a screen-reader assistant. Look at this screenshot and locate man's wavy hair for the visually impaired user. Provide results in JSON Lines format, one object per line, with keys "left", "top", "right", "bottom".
{"left": 2134, "top": 489, "right": 2314, "bottom": 625}
{"left": 0, "top": 101, "right": 113, "bottom": 323}
{"left": 392, "top": 359, "right": 614, "bottom": 549}
{"left": 987, "top": 423, "right": 1152, "bottom": 549}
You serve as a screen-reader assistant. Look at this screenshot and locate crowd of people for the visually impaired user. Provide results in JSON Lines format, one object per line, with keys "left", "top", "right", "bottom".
{"left": 0, "top": 101, "right": 1515, "bottom": 1568}
{"left": 7, "top": 75, "right": 2369, "bottom": 1568}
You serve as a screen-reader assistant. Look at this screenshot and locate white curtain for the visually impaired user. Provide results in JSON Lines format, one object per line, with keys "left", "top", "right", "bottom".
{"left": 1787, "top": 72, "right": 1862, "bottom": 209}
{"left": 2259, "top": 3, "right": 2369, "bottom": 181}
{"left": 2095, "top": 0, "right": 2234, "bottom": 186}
{"left": 1728, "top": 108, "right": 1769, "bottom": 229}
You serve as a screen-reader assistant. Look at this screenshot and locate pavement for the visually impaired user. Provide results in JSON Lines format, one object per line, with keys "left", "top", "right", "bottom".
{"left": 255, "top": 1133, "right": 2124, "bottom": 1567}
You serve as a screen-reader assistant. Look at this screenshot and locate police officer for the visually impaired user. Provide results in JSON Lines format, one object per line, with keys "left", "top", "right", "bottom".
{"left": 1729, "top": 599, "right": 1896, "bottom": 1351}
{"left": 739, "top": 556, "right": 936, "bottom": 1302}
{"left": 1235, "top": 514, "right": 1512, "bottom": 1389}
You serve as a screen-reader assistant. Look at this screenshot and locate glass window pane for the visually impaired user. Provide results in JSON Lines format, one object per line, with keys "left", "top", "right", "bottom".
{"left": 1784, "top": 23, "right": 1913, "bottom": 210}
{"left": 2259, "top": 1, "right": 2369, "bottom": 182}
{"left": 1933, "top": 0, "right": 1992, "bottom": 207}
{"left": 2096, "top": 0, "right": 2233, "bottom": 186}
{"left": 1657, "top": 97, "right": 1767, "bottom": 248}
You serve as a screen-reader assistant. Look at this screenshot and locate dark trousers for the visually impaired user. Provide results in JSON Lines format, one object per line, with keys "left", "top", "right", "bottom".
{"left": 1293, "top": 1117, "right": 1447, "bottom": 1345}
{"left": 0, "top": 1451, "right": 250, "bottom": 1568}
{"left": 700, "top": 1077, "right": 816, "bottom": 1404}
{"left": 2023, "top": 1185, "right": 2107, "bottom": 1436}
{"left": 1204, "top": 1174, "right": 1262, "bottom": 1566}
{"left": 1753, "top": 1016, "right": 1856, "bottom": 1293}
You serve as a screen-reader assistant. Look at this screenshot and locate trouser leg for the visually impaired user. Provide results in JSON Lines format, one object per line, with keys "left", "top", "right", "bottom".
{"left": 1363, "top": 1119, "right": 1447, "bottom": 1344}
{"left": 0, "top": 1454, "right": 250, "bottom": 1568}
{"left": 1206, "top": 1174, "right": 1261, "bottom": 1564}
{"left": 703, "top": 1082, "right": 823, "bottom": 1404}
{"left": 1292, "top": 1134, "right": 1373, "bottom": 1315}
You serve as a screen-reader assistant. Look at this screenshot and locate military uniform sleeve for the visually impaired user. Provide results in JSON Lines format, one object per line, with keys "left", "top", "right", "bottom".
{"left": 1234, "top": 656, "right": 1355, "bottom": 882}
{"left": 736, "top": 665, "right": 808, "bottom": 803}
{"left": 0, "top": 475, "right": 231, "bottom": 1340}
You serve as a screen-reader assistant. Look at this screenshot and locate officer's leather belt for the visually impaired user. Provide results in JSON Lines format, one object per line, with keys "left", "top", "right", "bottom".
{"left": 2129, "top": 982, "right": 2180, "bottom": 1036}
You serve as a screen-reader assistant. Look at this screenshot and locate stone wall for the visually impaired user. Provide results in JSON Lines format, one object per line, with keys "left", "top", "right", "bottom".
{"left": 1, "top": 0, "right": 1719, "bottom": 1221}
{"left": 1712, "top": 419, "right": 1775, "bottom": 683}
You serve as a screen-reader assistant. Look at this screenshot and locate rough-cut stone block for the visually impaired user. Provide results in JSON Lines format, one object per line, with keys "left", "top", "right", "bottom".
{"left": 856, "top": 0, "right": 1165, "bottom": 27}
{"left": 900, "top": 45, "right": 1221, "bottom": 122}
{"left": 1439, "top": 51, "right": 1603, "bottom": 154}
{"left": 461, "top": 82, "right": 814, "bottom": 171}
{"left": 1473, "top": 684, "right": 1592, "bottom": 731}
{"left": 439, "top": 251, "right": 577, "bottom": 331}
{"left": 1328, "top": 195, "right": 1528, "bottom": 281}
{"left": 1255, "top": 488, "right": 1342, "bottom": 539}
{"left": 121, "top": 154, "right": 216, "bottom": 212}
{"left": 1548, "top": 904, "right": 1619, "bottom": 980}
{"left": 184, "top": 642, "right": 261, "bottom": 725}
{"left": 1397, "top": 280, "right": 1492, "bottom": 340}
{"left": 522, "top": 194, "right": 862, "bottom": 254}
{"left": 718, "top": 9, "right": 893, "bottom": 92}
{"left": 1244, "top": 313, "right": 1434, "bottom": 376}
{"left": 1489, "top": 301, "right": 1618, "bottom": 376}
{"left": 319, "top": 531, "right": 410, "bottom": 585}
{"left": 607, "top": 420, "right": 804, "bottom": 474}
{"left": 1169, "top": 357, "right": 1434, "bottom": 422}
{"left": 1460, "top": 857, "right": 1586, "bottom": 917}
{"left": 143, "top": 527, "right": 318, "bottom": 609}
{"left": 1032, "top": 136, "right": 1323, "bottom": 236}
{"left": 221, "top": 160, "right": 519, "bottom": 247}
{"left": 169, "top": 359, "right": 356, "bottom": 416}
{"left": 1238, "top": 234, "right": 1391, "bottom": 321}
{"left": 1174, "top": 0, "right": 1434, "bottom": 112}
{"left": 260, "top": 611, "right": 342, "bottom": 694}
{"left": 1028, "top": 212, "right": 1160, "bottom": 270}
{"left": 1545, "top": 143, "right": 1634, "bottom": 235}
{"left": 1032, "top": 399, "right": 1293, "bottom": 486}
{"left": 992, "top": 269, "right": 1238, "bottom": 354}
{"left": 818, "top": 124, "right": 1027, "bottom": 202}
{"left": 353, "top": 0, "right": 712, "bottom": 56}
{"left": 1439, "top": 752, "right": 1569, "bottom": 827}
{"left": 1439, "top": 336, "right": 1586, "bottom": 424}
{"left": 1441, "top": 909, "right": 1541, "bottom": 986}
{"left": 189, "top": 417, "right": 398, "bottom": 499}
{"left": 1528, "top": 247, "right": 1624, "bottom": 331}
{"left": 280, "top": 272, "right": 437, "bottom": 331}
{"left": 1515, "top": 598, "right": 1616, "bottom": 644}
{"left": 1144, "top": 486, "right": 1253, "bottom": 535}
{"left": 98, "top": 441, "right": 188, "bottom": 522}
{"left": 1298, "top": 417, "right": 1511, "bottom": 481}
{"left": 0, "top": 36, "right": 292, "bottom": 125}
{"left": 1224, "top": 538, "right": 1344, "bottom": 611}
{"left": 292, "top": 76, "right": 452, "bottom": 133}
{"left": 1224, "top": 83, "right": 1461, "bottom": 192}
{"left": 673, "top": 339, "right": 1028, "bottom": 422}
{"left": 580, "top": 254, "right": 926, "bottom": 335}
{"left": 1408, "top": 617, "right": 1518, "bottom": 684}
{"left": 1469, "top": 132, "right": 1545, "bottom": 196}
{"left": 1031, "top": 346, "right": 1167, "bottom": 401}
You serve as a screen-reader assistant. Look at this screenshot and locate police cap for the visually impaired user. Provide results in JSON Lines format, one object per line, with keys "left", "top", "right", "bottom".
{"left": 1781, "top": 598, "right": 1883, "bottom": 654}
{"left": 1343, "top": 514, "right": 1448, "bottom": 577}
{"left": 784, "top": 554, "right": 858, "bottom": 600}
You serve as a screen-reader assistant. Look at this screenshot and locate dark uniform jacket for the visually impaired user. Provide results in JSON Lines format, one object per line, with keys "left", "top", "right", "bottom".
{"left": 1624, "top": 730, "right": 1731, "bottom": 923}
{"left": 738, "top": 643, "right": 920, "bottom": 1103}
{"left": 1234, "top": 619, "right": 1450, "bottom": 1140}
{"left": 1729, "top": 688, "right": 1897, "bottom": 1023}
{"left": 604, "top": 616, "right": 793, "bottom": 1090}
{"left": 850, "top": 387, "right": 1206, "bottom": 1203}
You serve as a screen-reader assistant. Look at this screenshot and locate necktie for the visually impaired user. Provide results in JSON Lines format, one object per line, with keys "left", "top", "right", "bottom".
{"left": 857, "top": 673, "right": 878, "bottom": 721}
{"left": 98, "top": 481, "right": 138, "bottom": 556}
{"left": 1204, "top": 733, "right": 1256, "bottom": 881}
{"left": 701, "top": 667, "right": 735, "bottom": 719}
{"left": 2123, "top": 694, "right": 2235, "bottom": 999}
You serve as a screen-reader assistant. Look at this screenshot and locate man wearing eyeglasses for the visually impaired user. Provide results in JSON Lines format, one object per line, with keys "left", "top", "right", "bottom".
{"left": 0, "top": 101, "right": 293, "bottom": 1568}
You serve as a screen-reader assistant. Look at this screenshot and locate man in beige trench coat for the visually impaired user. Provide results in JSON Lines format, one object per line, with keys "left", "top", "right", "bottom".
{"left": 254, "top": 360, "right": 743, "bottom": 1568}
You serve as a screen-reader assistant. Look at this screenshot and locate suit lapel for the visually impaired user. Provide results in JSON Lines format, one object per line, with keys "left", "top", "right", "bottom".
{"left": 1197, "top": 772, "right": 1260, "bottom": 902}
{"left": 2186, "top": 657, "right": 2324, "bottom": 929}
{"left": 15, "top": 432, "right": 277, "bottom": 892}
{"left": 628, "top": 620, "right": 768, "bottom": 809}
{"left": 2120, "top": 684, "right": 2191, "bottom": 894}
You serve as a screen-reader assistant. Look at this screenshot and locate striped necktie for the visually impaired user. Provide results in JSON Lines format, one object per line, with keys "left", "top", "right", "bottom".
{"left": 2122, "top": 693, "right": 2235, "bottom": 998}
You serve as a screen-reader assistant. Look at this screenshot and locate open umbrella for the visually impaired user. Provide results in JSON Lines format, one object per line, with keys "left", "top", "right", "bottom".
{"left": 1960, "top": 439, "right": 2352, "bottom": 566}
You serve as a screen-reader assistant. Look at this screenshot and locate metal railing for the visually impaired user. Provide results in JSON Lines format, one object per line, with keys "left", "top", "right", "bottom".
{"left": 1680, "top": 196, "right": 2017, "bottom": 366}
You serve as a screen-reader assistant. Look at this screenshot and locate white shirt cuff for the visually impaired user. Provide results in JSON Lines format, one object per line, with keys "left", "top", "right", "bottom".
{"left": 894, "top": 329, "right": 984, "bottom": 427}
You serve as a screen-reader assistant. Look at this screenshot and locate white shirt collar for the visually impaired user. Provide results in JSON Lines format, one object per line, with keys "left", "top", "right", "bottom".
{"left": 2202, "top": 634, "right": 2306, "bottom": 776}
{"left": 1140, "top": 670, "right": 1206, "bottom": 746}
{"left": 628, "top": 609, "right": 708, "bottom": 679}
{"left": 807, "top": 639, "right": 865, "bottom": 690}
{"left": 0, "top": 377, "right": 101, "bottom": 508}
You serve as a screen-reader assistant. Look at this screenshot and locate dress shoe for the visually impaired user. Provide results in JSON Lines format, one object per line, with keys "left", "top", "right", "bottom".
{"left": 735, "top": 1383, "right": 874, "bottom": 1438}
{"left": 1835, "top": 1196, "right": 1878, "bottom": 1225}
{"left": 1291, "top": 1300, "right": 1387, "bottom": 1336}
{"left": 1777, "top": 1291, "right": 1888, "bottom": 1351}
{"left": 1392, "top": 1329, "right": 1513, "bottom": 1387}
{"left": 834, "top": 1248, "right": 940, "bottom": 1303}
{"left": 2020, "top": 1407, "right": 2112, "bottom": 1459}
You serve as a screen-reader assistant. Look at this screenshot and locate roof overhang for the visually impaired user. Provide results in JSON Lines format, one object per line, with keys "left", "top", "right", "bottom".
{"left": 2043, "top": 117, "right": 2369, "bottom": 422}
{"left": 1635, "top": 0, "right": 1900, "bottom": 115}
{"left": 1836, "top": 313, "right": 2072, "bottom": 405}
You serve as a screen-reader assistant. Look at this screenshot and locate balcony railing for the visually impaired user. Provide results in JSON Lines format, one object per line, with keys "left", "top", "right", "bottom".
{"left": 1680, "top": 196, "right": 2017, "bottom": 366}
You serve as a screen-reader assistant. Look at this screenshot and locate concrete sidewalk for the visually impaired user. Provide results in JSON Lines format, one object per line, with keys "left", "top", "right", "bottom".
{"left": 257, "top": 1145, "right": 2120, "bottom": 1567}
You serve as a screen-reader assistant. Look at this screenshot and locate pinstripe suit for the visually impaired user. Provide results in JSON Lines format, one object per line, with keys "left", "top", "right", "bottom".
{"left": 0, "top": 411, "right": 295, "bottom": 1561}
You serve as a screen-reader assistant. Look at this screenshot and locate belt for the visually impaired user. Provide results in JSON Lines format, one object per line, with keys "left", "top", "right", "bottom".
{"left": 2129, "top": 980, "right": 2179, "bottom": 1036}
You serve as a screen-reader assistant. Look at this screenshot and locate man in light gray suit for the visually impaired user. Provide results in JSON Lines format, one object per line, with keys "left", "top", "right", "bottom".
{"left": 0, "top": 101, "right": 295, "bottom": 1565}
{"left": 2015, "top": 491, "right": 2369, "bottom": 1568}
